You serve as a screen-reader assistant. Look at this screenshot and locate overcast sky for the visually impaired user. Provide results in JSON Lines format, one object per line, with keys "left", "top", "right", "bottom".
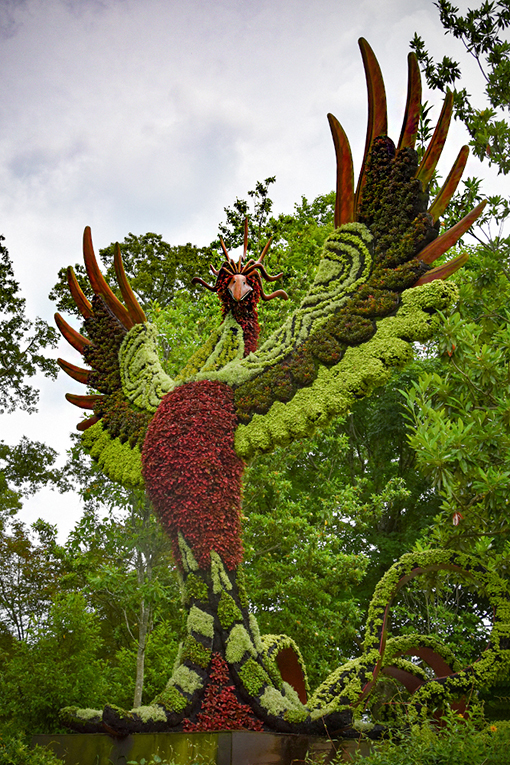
{"left": 1, "top": 0, "right": 504, "bottom": 540}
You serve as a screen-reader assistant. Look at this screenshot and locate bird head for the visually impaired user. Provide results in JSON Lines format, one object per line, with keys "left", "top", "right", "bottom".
{"left": 191, "top": 219, "right": 288, "bottom": 312}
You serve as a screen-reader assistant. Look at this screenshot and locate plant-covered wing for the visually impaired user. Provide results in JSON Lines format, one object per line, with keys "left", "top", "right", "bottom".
{"left": 55, "top": 228, "right": 175, "bottom": 489}
{"left": 190, "top": 39, "right": 485, "bottom": 460}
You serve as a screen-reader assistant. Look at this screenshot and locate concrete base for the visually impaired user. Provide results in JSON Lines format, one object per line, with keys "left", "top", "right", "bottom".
{"left": 32, "top": 731, "right": 373, "bottom": 764}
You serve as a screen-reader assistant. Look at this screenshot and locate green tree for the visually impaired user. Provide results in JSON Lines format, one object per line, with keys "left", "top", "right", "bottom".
{"left": 0, "top": 235, "right": 63, "bottom": 514}
{"left": 0, "top": 592, "right": 109, "bottom": 734}
{"left": 64, "top": 447, "right": 182, "bottom": 708}
{"left": 0, "top": 517, "right": 64, "bottom": 642}
{"left": 0, "top": 236, "right": 57, "bottom": 414}
{"left": 49, "top": 233, "right": 210, "bottom": 318}
{"left": 402, "top": 235, "right": 510, "bottom": 559}
{"left": 411, "top": 0, "right": 510, "bottom": 174}
{"left": 0, "top": 438, "right": 64, "bottom": 515}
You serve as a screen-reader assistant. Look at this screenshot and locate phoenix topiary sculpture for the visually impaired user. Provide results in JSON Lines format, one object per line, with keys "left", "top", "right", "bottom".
{"left": 55, "top": 40, "right": 510, "bottom": 736}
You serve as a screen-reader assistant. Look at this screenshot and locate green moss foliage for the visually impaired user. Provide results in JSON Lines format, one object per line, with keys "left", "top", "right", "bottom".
{"left": 154, "top": 684, "right": 189, "bottom": 713}
{"left": 364, "top": 550, "right": 510, "bottom": 713}
{"left": 187, "top": 606, "right": 214, "bottom": 640}
{"left": 238, "top": 657, "right": 271, "bottom": 696}
{"left": 175, "top": 324, "right": 222, "bottom": 381}
{"left": 81, "top": 421, "right": 144, "bottom": 489}
{"left": 156, "top": 664, "right": 204, "bottom": 712}
{"left": 217, "top": 591, "right": 242, "bottom": 629}
{"left": 181, "top": 636, "right": 211, "bottom": 669}
{"left": 234, "top": 280, "right": 458, "bottom": 460}
{"left": 177, "top": 533, "right": 199, "bottom": 572}
{"left": 130, "top": 705, "right": 168, "bottom": 723}
{"left": 259, "top": 684, "right": 308, "bottom": 721}
{"left": 225, "top": 624, "right": 257, "bottom": 664}
{"left": 119, "top": 323, "right": 175, "bottom": 411}
{"left": 261, "top": 634, "right": 309, "bottom": 695}
{"left": 210, "top": 551, "right": 233, "bottom": 594}
{"left": 184, "top": 572, "right": 208, "bottom": 603}
{"left": 196, "top": 313, "right": 245, "bottom": 375}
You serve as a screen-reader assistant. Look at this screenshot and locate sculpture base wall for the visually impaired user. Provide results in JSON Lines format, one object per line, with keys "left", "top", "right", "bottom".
{"left": 31, "top": 731, "right": 373, "bottom": 764}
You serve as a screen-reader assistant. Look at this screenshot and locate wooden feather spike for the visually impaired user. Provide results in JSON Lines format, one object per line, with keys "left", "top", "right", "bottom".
{"left": 65, "top": 393, "right": 104, "bottom": 410}
{"left": 57, "top": 358, "right": 90, "bottom": 384}
{"left": 82, "top": 227, "right": 135, "bottom": 330}
{"left": 428, "top": 146, "right": 469, "bottom": 223}
{"left": 113, "top": 243, "right": 147, "bottom": 325}
{"left": 327, "top": 113, "right": 355, "bottom": 227}
{"left": 415, "top": 252, "right": 469, "bottom": 285}
{"left": 397, "top": 53, "right": 422, "bottom": 150}
{"left": 355, "top": 38, "right": 388, "bottom": 212}
{"left": 55, "top": 313, "right": 92, "bottom": 354}
{"left": 77, "top": 415, "right": 99, "bottom": 432}
{"left": 415, "top": 92, "right": 454, "bottom": 190}
{"left": 66, "top": 267, "right": 93, "bottom": 319}
{"left": 419, "top": 201, "right": 487, "bottom": 264}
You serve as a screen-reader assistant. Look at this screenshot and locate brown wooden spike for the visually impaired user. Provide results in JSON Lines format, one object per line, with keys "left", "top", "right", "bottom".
{"left": 260, "top": 287, "right": 289, "bottom": 301}
{"left": 414, "top": 253, "right": 469, "bottom": 286}
{"left": 113, "top": 243, "right": 147, "bottom": 324}
{"left": 245, "top": 262, "right": 283, "bottom": 283}
{"left": 191, "top": 276, "right": 219, "bottom": 292}
{"left": 243, "top": 218, "right": 248, "bottom": 261}
{"left": 428, "top": 146, "right": 470, "bottom": 223}
{"left": 327, "top": 113, "right": 355, "bottom": 226}
{"left": 77, "top": 415, "right": 99, "bottom": 432}
{"left": 65, "top": 393, "right": 104, "bottom": 410}
{"left": 219, "top": 237, "right": 231, "bottom": 261}
{"left": 257, "top": 236, "right": 272, "bottom": 263}
{"left": 419, "top": 201, "right": 487, "bottom": 264}
{"left": 55, "top": 312, "right": 92, "bottom": 354}
{"left": 67, "top": 267, "right": 93, "bottom": 319}
{"left": 398, "top": 53, "right": 422, "bottom": 150}
{"left": 57, "top": 358, "right": 90, "bottom": 384}
{"left": 415, "top": 92, "right": 454, "bottom": 190}
{"left": 355, "top": 38, "right": 388, "bottom": 212}
{"left": 82, "top": 227, "right": 134, "bottom": 330}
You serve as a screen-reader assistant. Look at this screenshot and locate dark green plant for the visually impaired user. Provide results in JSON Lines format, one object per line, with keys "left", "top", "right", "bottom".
{"left": 348, "top": 708, "right": 510, "bottom": 765}
{"left": 0, "top": 592, "right": 109, "bottom": 734}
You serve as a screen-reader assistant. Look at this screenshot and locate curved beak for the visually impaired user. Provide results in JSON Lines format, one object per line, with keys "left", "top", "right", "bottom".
{"left": 228, "top": 274, "right": 253, "bottom": 301}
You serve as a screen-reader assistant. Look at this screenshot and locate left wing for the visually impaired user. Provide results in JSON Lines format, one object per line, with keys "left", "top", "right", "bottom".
{"left": 55, "top": 228, "right": 175, "bottom": 488}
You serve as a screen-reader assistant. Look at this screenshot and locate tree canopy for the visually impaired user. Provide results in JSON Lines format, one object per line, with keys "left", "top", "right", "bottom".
{"left": 0, "top": 236, "right": 57, "bottom": 414}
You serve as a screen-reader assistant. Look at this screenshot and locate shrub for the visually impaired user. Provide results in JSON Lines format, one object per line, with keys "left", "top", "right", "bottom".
{"left": 348, "top": 708, "right": 510, "bottom": 765}
{"left": 0, "top": 735, "right": 63, "bottom": 765}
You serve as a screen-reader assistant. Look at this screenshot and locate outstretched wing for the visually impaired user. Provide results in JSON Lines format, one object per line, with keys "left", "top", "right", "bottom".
{"left": 189, "top": 40, "right": 485, "bottom": 461}
{"left": 55, "top": 228, "right": 175, "bottom": 488}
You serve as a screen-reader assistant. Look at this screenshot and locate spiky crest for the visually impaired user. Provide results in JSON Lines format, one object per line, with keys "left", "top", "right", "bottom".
{"left": 192, "top": 219, "right": 289, "bottom": 302}
{"left": 327, "top": 38, "right": 485, "bottom": 283}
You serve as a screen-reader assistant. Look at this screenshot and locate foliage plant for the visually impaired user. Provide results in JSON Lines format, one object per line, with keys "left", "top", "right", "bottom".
{"left": 349, "top": 709, "right": 510, "bottom": 765}
{"left": 0, "top": 735, "right": 64, "bottom": 765}
{"left": 403, "top": 235, "right": 510, "bottom": 553}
